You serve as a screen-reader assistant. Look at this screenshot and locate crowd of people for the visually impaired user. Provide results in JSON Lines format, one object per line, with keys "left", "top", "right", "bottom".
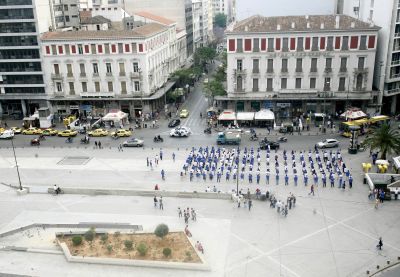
{"left": 179, "top": 146, "right": 353, "bottom": 192}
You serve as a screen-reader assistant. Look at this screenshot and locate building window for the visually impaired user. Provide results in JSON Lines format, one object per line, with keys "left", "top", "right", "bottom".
{"left": 340, "top": 57, "right": 347, "bottom": 72}
{"left": 342, "top": 36, "right": 349, "bottom": 50}
{"left": 108, "top": 81, "right": 113, "bottom": 92}
{"left": 69, "top": 82, "right": 74, "bottom": 94}
{"left": 53, "top": 64, "right": 60, "bottom": 74}
{"left": 310, "top": 58, "right": 317, "bottom": 72}
{"left": 79, "top": 63, "right": 85, "bottom": 75}
{"left": 237, "top": 39, "right": 243, "bottom": 52}
{"left": 65, "top": 16, "right": 70, "bottom": 22}
{"left": 267, "top": 38, "right": 274, "bottom": 52}
{"left": 281, "top": 78, "right": 287, "bottom": 89}
{"left": 282, "top": 38, "right": 288, "bottom": 52}
{"left": 311, "top": 37, "right": 318, "bottom": 51}
{"left": 253, "top": 38, "right": 259, "bottom": 52}
{"left": 267, "top": 78, "right": 273, "bottom": 91}
{"left": 296, "top": 58, "right": 302, "bottom": 72}
{"left": 297, "top": 37, "right": 304, "bottom": 51}
{"left": 267, "top": 59, "right": 273, "bottom": 73}
{"left": 360, "top": 35, "right": 367, "bottom": 50}
{"left": 56, "top": 82, "right": 62, "bottom": 92}
{"left": 134, "top": 81, "right": 140, "bottom": 91}
{"left": 119, "top": 63, "right": 125, "bottom": 76}
{"left": 133, "top": 62, "right": 139, "bottom": 72}
{"left": 236, "top": 76, "right": 243, "bottom": 91}
{"left": 281, "top": 58, "right": 288, "bottom": 72}
{"left": 78, "top": 44, "right": 83, "bottom": 54}
{"left": 327, "top": 36, "right": 334, "bottom": 51}
{"left": 356, "top": 74, "right": 363, "bottom": 90}
{"left": 82, "top": 82, "right": 87, "bottom": 92}
{"left": 121, "top": 81, "right": 127, "bottom": 94}
{"left": 325, "top": 58, "right": 332, "bottom": 71}
{"left": 295, "top": 78, "right": 302, "bottom": 89}
{"left": 106, "top": 63, "right": 112, "bottom": 74}
{"left": 95, "top": 82, "right": 100, "bottom": 92}
{"left": 310, "top": 78, "right": 316, "bottom": 89}
{"left": 66, "top": 64, "right": 72, "bottom": 76}
{"left": 324, "top": 77, "right": 331, "bottom": 91}
{"left": 252, "top": 78, "right": 259, "bottom": 92}
{"left": 237, "top": 59, "right": 243, "bottom": 71}
{"left": 93, "top": 63, "right": 98, "bottom": 74}
{"left": 253, "top": 59, "right": 259, "bottom": 73}
{"left": 338, "top": 77, "right": 346, "bottom": 91}
{"left": 358, "top": 57, "right": 365, "bottom": 69}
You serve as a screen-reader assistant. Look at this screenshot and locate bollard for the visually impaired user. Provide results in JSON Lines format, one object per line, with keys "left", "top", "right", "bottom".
{"left": 387, "top": 261, "right": 390, "bottom": 264}
{"left": 366, "top": 270, "right": 369, "bottom": 274}
{"left": 376, "top": 265, "right": 380, "bottom": 269}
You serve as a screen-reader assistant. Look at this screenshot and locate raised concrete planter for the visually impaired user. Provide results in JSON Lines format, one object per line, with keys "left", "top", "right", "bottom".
{"left": 16, "top": 188, "right": 28, "bottom": 195}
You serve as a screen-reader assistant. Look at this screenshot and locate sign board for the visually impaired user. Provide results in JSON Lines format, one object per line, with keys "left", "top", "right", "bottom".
{"left": 276, "top": 103, "right": 291, "bottom": 108}
{"left": 264, "top": 101, "right": 273, "bottom": 109}
{"left": 69, "top": 105, "right": 79, "bottom": 110}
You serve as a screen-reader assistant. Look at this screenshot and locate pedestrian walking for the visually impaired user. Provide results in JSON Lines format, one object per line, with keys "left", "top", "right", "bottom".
{"left": 160, "top": 149, "right": 163, "bottom": 161}
{"left": 172, "top": 152, "right": 176, "bottom": 162}
{"left": 309, "top": 184, "right": 315, "bottom": 196}
{"left": 150, "top": 160, "right": 153, "bottom": 170}
{"left": 248, "top": 199, "right": 252, "bottom": 211}
{"left": 153, "top": 196, "right": 158, "bottom": 208}
{"left": 161, "top": 169, "right": 165, "bottom": 180}
{"left": 98, "top": 141, "right": 101, "bottom": 149}
{"left": 349, "top": 175, "right": 353, "bottom": 189}
{"left": 178, "top": 207, "right": 182, "bottom": 217}
{"left": 95, "top": 141, "right": 98, "bottom": 148}
{"left": 159, "top": 196, "right": 164, "bottom": 210}
{"left": 377, "top": 237, "right": 383, "bottom": 250}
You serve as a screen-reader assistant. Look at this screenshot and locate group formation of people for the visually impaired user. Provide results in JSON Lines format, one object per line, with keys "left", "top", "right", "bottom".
{"left": 180, "top": 146, "right": 353, "bottom": 191}
{"left": 269, "top": 192, "right": 296, "bottom": 217}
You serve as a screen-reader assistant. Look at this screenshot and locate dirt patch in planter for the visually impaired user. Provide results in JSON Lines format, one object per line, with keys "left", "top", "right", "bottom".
{"left": 58, "top": 232, "right": 202, "bottom": 263}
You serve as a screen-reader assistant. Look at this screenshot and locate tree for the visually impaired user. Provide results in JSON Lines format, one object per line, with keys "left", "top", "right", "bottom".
{"left": 363, "top": 124, "right": 400, "bottom": 159}
{"left": 154, "top": 223, "right": 169, "bottom": 239}
{"left": 204, "top": 79, "right": 226, "bottom": 99}
{"left": 214, "top": 13, "right": 227, "bottom": 28}
{"left": 194, "top": 47, "right": 217, "bottom": 70}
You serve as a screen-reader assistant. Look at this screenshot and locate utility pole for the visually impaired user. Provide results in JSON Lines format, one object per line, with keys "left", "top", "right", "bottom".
{"left": 11, "top": 138, "right": 23, "bottom": 191}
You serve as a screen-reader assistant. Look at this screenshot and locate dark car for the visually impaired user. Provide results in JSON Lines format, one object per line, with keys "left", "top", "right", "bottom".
{"left": 259, "top": 138, "right": 280, "bottom": 150}
{"left": 279, "top": 124, "right": 294, "bottom": 134}
{"left": 168, "top": 118, "right": 181, "bottom": 128}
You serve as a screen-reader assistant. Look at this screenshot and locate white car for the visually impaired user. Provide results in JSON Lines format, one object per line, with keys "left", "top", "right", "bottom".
{"left": 170, "top": 127, "right": 190, "bottom": 137}
{"left": 0, "top": 130, "right": 14, "bottom": 139}
{"left": 316, "top": 139, "right": 339, "bottom": 148}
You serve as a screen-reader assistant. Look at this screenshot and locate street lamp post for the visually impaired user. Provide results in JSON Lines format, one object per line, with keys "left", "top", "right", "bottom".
{"left": 11, "top": 138, "right": 23, "bottom": 191}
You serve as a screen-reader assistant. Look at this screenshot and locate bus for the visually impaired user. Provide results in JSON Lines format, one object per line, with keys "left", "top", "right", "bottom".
{"left": 369, "top": 115, "right": 390, "bottom": 128}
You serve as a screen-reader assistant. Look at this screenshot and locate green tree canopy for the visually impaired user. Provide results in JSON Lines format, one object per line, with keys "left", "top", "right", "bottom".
{"left": 363, "top": 124, "right": 400, "bottom": 159}
{"left": 194, "top": 47, "right": 217, "bottom": 69}
{"left": 214, "top": 13, "right": 227, "bottom": 28}
{"left": 204, "top": 79, "right": 226, "bottom": 98}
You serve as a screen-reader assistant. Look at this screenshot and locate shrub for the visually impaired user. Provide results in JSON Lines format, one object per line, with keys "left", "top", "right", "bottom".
{"left": 137, "top": 242, "right": 148, "bottom": 256}
{"left": 185, "top": 251, "right": 192, "bottom": 261}
{"left": 154, "top": 223, "right": 169, "bottom": 239}
{"left": 124, "top": 240, "right": 133, "bottom": 250}
{"left": 84, "top": 228, "right": 96, "bottom": 242}
{"left": 107, "top": 244, "right": 113, "bottom": 254}
{"left": 163, "top": 247, "right": 172, "bottom": 257}
{"left": 100, "top": 233, "right": 108, "bottom": 244}
{"left": 72, "top": 235, "right": 82, "bottom": 246}
{"left": 114, "top": 231, "right": 121, "bottom": 237}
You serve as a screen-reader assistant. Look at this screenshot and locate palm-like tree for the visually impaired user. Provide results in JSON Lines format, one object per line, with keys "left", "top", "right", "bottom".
{"left": 363, "top": 124, "right": 400, "bottom": 159}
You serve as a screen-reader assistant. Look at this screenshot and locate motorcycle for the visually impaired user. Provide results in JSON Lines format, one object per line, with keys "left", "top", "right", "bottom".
{"left": 30, "top": 138, "right": 40, "bottom": 146}
{"left": 65, "top": 137, "right": 73, "bottom": 143}
{"left": 278, "top": 136, "right": 287, "bottom": 142}
{"left": 250, "top": 134, "right": 258, "bottom": 141}
{"left": 39, "top": 134, "right": 46, "bottom": 141}
{"left": 154, "top": 135, "right": 164, "bottom": 143}
{"left": 204, "top": 127, "right": 212, "bottom": 134}
{"left": 80, "top": 138, "right": 90, "bottom": 144}
{"left": 135, "top": 124, "right": 142, "bottom": 129}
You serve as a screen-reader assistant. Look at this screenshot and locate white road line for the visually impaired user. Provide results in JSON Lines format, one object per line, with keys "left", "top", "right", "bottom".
{"left": 225, "top": 207, "right": 374, "bottom": 273}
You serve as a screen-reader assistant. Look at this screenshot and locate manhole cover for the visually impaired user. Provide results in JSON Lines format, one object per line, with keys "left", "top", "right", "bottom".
{"left": 58, "top": 156, "right": 91, "bottom": 165}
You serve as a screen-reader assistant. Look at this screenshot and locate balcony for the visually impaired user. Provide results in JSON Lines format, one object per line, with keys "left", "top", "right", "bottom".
{"left": 310, "top": 68, "right": 317, "bottom": 73}
{"left": 66, "top": 73, "right": 73, "bottom": 78}
{"left": 324, "top": 68, "right": 332, "bottom": 73}
{"left": 79, "top": 73, "right": 86, "bottom": 77}
{"left": 234, "top": 69, "right": 246, "bottom": 75}
{"left": 80, "top": 92, "right": 115, "bottom": 98}
{"left": 119, "top": 72, "right": 126, "bottom": 77}
{"left": 130, "top": 72, "right": 141, "bottom": 79}
{"left": 390, "top": 73, "right": 400, "bottom": 79}
{"left": 295, "top": 68, "right": 303, "bottom": 73}
{"left": 252, "top": 68, "right": 259, "bottom": 74}
{"left": 93, "top": 73, "right": 99, "bottom": 77}
{"left": 266, "top": 68, "right": 274, "bottom": 74}
{"left": 339, "top": 67, "right": 347, "bottom": 73}
{"left": 281, "top": 68, "right": 288, "bottom": 73}
{"left": 51, "top": 73, "right": 63, "bottom": 79}
{"left": 106, "top": 72, "right": 113, "bottom": 77}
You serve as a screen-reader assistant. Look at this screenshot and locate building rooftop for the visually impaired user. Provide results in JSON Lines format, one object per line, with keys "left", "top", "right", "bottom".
{"left": 135, "top": 11, "right": 175, "bottom": 26}
{"left": 229, "top": 15, "right": 380, "bottom": 33}
{"left": 80, "top": 15, "right": 111, "bottom": 25}
{"left": 41, "top": 23, "right": 168, "bottom": 40}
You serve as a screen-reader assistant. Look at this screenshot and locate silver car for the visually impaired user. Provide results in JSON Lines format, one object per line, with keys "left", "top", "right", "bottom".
{"left": 122, "top": 138, "right": 144, "bottom": 147}
{"left": 316, "top": 139, "right": 339, "bottom": 148}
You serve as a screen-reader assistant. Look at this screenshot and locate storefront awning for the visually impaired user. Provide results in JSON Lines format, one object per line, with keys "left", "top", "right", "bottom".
{"left": 393, "top": 156, "right": 400, "bottom": 170}
{"left": 255, "top": 109, "right": 275, "bottom": 121}
{"left": 218, "top": 110, "right": 236, "bottom": 121}
{"left": 102, "top": 110, "right": 128, "bottom": 121}
{"left": 236, "top": 112, "right": 254, "bottom": 121}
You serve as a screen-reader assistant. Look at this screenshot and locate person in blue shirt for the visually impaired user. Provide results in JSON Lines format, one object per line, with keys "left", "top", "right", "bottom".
{"left": 284, "top": 174, "right": 289, "bottom": 186}
{"left": 294, "top": 174, "right": 298, "bottom": 186}
{"left": 256, "top": 173, "right": 260, "bottom": 184}
{"left": 266, "top": 170, "right": 270, "bottom": 185}
{"left": 349, "top": 175, "right": 353, "bottom": 188}
{"left": 248, "top": 173, "right": 253, "bottom": 183}
{"left": 275, "top": 174, "right": 279, "bottom": 185}
{"left": 304, "top": 174, "right": 308, "bottom": 186}
{"left": 322, "top": 174, "right": 327, "bottom": 187}
{"left": 161, "top": 169, "right": 165, "bottom": 180}
{"left": 330, "top": 175, "right": 335, "bottom": 187}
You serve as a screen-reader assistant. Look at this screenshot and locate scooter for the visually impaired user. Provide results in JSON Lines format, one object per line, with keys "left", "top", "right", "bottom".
{"left": 80, "top": 138, "right": 90, "bottom": 144}
{"left": 278, "top": 136, "right": 287, "bottom": 142}
{"left": 250, "top": 134, "right": 258, "bottom": 141}
{"left": 30, "top": 138, "right": 40, "bottom": 146}
{"left": 154, "top": 135, "right": 164, "bottom": 143}
{"left": 204, "top": 127, "right": 211, "bottom": 134}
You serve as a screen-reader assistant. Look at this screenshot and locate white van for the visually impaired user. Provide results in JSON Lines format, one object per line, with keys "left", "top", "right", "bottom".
{"left": 0, "top": 130, "right": 14, "bottom": 139}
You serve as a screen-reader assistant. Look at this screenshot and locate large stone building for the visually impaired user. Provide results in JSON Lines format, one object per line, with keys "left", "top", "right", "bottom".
{"left": 0, "top": 0, "right": 47, "bottom": 117}
{"left": 41, "top": 19, "right": 186, "bottom": 117}
{"left": 219, "top": 14, "right": 380, "bottom": 119}
{"left": 339, "top": 0, "right": 400, "bottom": 114}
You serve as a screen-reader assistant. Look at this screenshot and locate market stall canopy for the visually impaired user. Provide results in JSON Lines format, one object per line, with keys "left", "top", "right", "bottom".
{"left": 255, "top": 109, "right": 275, "bottom": 120}
{"left": 218, "top": 110, "right": 236, "bottom": 121}
{"left": 376, "top": 159, "right": 389, "bottom": 166}
{"left": 393, "top": 156, "right": 400, "bottom": 170}
{"left": 314, "top": 113, "right": 326, "bottom": 118}
{"left": 102, "top": 110, "right": 128, "bottom": 121}
{"left": 236, "top": 112, "right": 255, "bottom": 121}
{"left": 340, "top": 109, "right": 367, "bottom": 120}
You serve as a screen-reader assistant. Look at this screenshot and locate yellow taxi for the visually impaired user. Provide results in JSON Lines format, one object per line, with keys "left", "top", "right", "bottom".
{"left": 0, "top": 127, "right": 4, "bottom": 134}
{"left": 179, "top": 109, "right": 189, "bottom": 118}
{"left": 110, "top": 129, "right": 132, "bottom": 137}
{"left": 58, "top": 129, "right": 78, "bottom": 137}
{"left": 88, "top": 128, "right": 108, "bottom": 137}
{"left": 11, "top": 127, "right": 22, "bottom": 134}
{"left": 22, "top": 127, "right": 43, "bottom": 135}
{"left": 42, "top": 128, "right": 59, "bottom": 136}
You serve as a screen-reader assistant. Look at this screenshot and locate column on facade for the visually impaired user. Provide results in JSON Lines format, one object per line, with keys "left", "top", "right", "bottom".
{"left": 21, "top": 100, "right": 27, "bottom": 117}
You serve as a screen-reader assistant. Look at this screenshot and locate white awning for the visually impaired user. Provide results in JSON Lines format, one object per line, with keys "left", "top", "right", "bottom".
{"left": 314, "top": 113, "right": 326, "bottom": 117}
{"left": 255, "top": 109, "right": 275, "bottom": 121}
{"left": 102, "top": 110, "right": 128, "bottom": 121}
{"left": 393, "top": 156, "right": 400, "bottom": 169}
{"left": 236, "top": 112, "right": 254, "bottom": 121}
{"left": 218, "top": 110, "right": 236, "bottom": 121}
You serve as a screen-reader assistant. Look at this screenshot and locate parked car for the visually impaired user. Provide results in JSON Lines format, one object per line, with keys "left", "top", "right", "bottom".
{"left": 42, "top": 128, "right": 59, "bottom": 136}
{"left": 168, "top": 118, "right": 181, "bottom": 128}
{"left": 88, "top": 128, "right": 108, "bottom": 137}
{"left": 110, "top": 129, "right": 132, "bottom": 137}
{"left": 279, "top": 124, "right": 294, "bottom": 134}
{"left": 22, "top": 127, "right": 43, "bottom": 135}
{"left": 259, "top": 138, "right": 280, "bottom": 150}
{"left": 170, "top": 127, "right": 190, "bottom": 137}
{"left": 58, "top": 130, "right": 78, "bottom": 137}
{"left": 0, "top": 130, "right": 14, "bottom": 139}
{"left": 179, "top": 109, "right": 189, "bottom": 118}
{"left": 11, "top": 127, "right": 22, "bottom": 134}
{"left": 315, "top": 139, "right": 339, "bottom": 148}
{"left": 122, "top": 138, "right": 144, "bottom": 147}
